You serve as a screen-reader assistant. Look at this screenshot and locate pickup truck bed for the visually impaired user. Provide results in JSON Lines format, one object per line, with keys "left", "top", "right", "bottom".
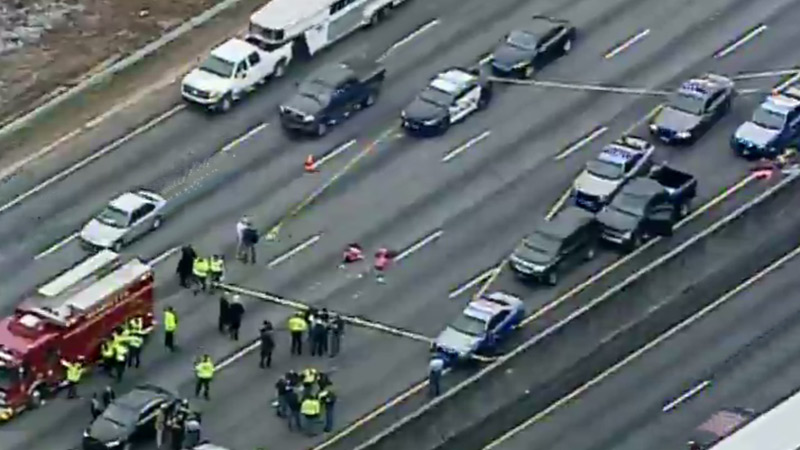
{"left": 342, "top": 57, "right": 386, "bottom": 84}
{"left": 650, "top": 165, "right": 697, "bottom": 200}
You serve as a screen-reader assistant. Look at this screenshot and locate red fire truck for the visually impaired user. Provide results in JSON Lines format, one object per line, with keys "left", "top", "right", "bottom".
{"left": 0, "top": 250, "right": 154, "bottom": 421}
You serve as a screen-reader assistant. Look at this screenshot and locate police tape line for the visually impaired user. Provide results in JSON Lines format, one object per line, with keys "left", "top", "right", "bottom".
{"left": 215, "top": 283, "right": 497, "bottom": 363}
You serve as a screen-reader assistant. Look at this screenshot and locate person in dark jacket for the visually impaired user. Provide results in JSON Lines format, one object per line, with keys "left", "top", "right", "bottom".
{"left": 228, "top": 295, "right": 245, "bottom": 341}
{"left": 329, "top": 314, "right": 344, "bottom": 357}
{"left": 176, "top": 246, "right": 196, "bottom": 288}
{"left": 90, "top": 393, "right": 103, "bottom": 419}
{"left": 259, "top": 321, "right": 275, "bottom": 368}
{"left": 285, "top": 388, "right": 301, "bottom": 431}
{"left": 310, "top": 317, "right": 327, "bottom": 357}
{"left": 218, "top": 296, "right": 230, "bottom": 334}
{"left": 101, "top": 386, "right": 116, "bottom": 408}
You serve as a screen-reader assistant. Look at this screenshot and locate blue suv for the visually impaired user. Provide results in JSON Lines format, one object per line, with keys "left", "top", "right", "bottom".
{"left": 731, "top": 86, "right": 800, "bottom": 159}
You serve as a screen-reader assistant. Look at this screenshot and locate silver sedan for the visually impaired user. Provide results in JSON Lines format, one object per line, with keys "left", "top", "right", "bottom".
{"left": 79, "top": 190, "right": 167, "bottom": 251}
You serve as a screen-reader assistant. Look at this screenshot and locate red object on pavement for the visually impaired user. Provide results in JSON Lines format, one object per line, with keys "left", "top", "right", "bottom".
{"left": 343, "top": 244, "right": 364, "bottom": 263}
{"left": 374, "top": 248, "right": 392, "bottom": 271}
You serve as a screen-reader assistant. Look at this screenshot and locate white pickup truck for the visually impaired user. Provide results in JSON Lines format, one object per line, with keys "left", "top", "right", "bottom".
{"left": 181, "top": 36, "right": 292, "bottom": 112}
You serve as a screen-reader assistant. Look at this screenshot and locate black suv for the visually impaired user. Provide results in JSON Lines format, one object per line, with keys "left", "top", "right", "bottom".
{"left": 509, "top": 206, "right": 598, "bottom": 285}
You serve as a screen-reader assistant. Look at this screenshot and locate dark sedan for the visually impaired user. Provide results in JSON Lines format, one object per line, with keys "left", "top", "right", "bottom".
{"left": 649, "top": 74, "right": 735, "bottom": 145}
{"left": 490, "top": 15, "right": 575, "bottom": 78}
{"left": 83, "top": 385, "right": 177, "bottom": 450}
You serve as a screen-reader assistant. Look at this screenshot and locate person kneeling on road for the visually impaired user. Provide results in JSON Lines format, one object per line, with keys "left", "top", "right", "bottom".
{"left": 342, "top": 243, "right": 363, "bottom": 264}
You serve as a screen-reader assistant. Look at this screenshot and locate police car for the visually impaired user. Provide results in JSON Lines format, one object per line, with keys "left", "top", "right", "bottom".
{"left": 432, "top": 291, "right": 523, "bottom": 362}
{"left": 649, "top": 74, "right": 735, "bottom": 144}
{"left": 572, "top": 135, "right": 654, "bottom": 212}
{"left": 401, "top": 68, "right": 492, "bottom": 135}
{"left": 731, "top": 86, "right": 800, "bottom": 159}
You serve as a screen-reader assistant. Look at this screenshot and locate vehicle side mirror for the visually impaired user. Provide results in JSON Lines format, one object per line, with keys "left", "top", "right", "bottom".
{"left": 645, "top": 206, "right": 674, "bottom": 237}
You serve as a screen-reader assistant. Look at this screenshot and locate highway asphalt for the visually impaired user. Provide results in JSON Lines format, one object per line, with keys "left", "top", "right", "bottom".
{"left": 359, "top": 145, "right": 800, "bottom": 450}
{"left": 2, "top": 0, "right": 800, "bottom": 448}
{"left": 488, "top": 205, "right": 800, "bottom": 450}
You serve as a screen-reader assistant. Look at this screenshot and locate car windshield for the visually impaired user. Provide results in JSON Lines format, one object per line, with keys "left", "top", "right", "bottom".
{"left": 752, "top": 106, "right": 786, "bottom": 130}
{"left": 0, "top": 366, "right": 18, "bottom": 389}
{"left": 669, "top": 92, "right": 706, "bottom": 115}
{"left": 523, "top": 231, "right": 561, "bottom": 256}
{"left": 586, "top": 158, "right": 624, "bottom": 180}
{"left": 450, "top": 313, "right": 486, "bottom": 337}
{"left": 96, "top": 205, "right": 130, "bottom": 228}
{"left": 610, "top": 191, "right": 648, "bottom": 217}
{"left": 419, "top": 87, "right": 454, "bottom": 108}
{"left": 102, "top": 404, "right": 136, "bottom": 427}
{"left": 506, "top": 30, "right": 538, "bottom": 51}
{"left": 199, "top": 55, "right": 235, "bottom": 78}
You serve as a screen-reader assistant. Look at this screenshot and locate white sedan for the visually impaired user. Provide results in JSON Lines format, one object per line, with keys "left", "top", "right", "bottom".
{"left": 80, "top": 190, "right": 167, "bottom": 251}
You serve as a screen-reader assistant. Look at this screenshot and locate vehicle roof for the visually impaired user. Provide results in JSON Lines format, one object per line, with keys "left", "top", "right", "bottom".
{"left": 430, "top": 69, "right": 477, "bottom": 95}
{"left": 465, "top": 292, "right": 521, "bottom": 320}
{"left": 763, "top": 91, "right": 800, "bottom": 115}
{"left": 536, "top": 206, "right": 594, "bottom": 239}
{"left": 522, "top": 16, "right": 562, "bottom": 36}
{"left": 117, "top": 385, "right": 174, "bottom": 410}
{"left": 677, "top": 74, "right": 732, "bottom": 99}
{"left": 36, "top": 250, "right": 120, "bottom": 298}
{"left": 250, "top": 0, "right": 331, "bottom": 30}
{"left": 211, "top": 38, "right": 257, "bottom": 63}
{"left": 598, "top": 144, "right": 640, "bottom": 164}
{"left": 108, "top": 191, "right": 153, "bottom": 213}
{"left": 624, "top": 177, "right": 664, "bottom": 196}
{"left": 194, "top": 445, "right": 231, "bottom": 450}
{"left": 692, "top": 408, "right": 754, "bottom": 444}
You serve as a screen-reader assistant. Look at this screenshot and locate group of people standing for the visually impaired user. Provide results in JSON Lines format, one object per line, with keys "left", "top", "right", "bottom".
{"left": 175, "top": 245, "right": 226, "bottom": 295}
{"left": 275, "top": 368, "right": 337, "bottom": 435}
{"left": 287, "top": 308, "right": 345, "bottom": 357}
{"left": 95, "top": 316, "right": 146, "bottom": 383}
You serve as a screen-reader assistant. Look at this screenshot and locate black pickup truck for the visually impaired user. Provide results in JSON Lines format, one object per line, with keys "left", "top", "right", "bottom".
{"left": 596, "top": 165, "right": 697, "bottom": 250}
{"left": 279, "top": 57, "right": 385, "bottom": 136}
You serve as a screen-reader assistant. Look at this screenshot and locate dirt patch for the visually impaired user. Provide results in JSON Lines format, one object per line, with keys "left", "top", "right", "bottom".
{"left": 0, "top": 0, "right": 223, "bottom": 124}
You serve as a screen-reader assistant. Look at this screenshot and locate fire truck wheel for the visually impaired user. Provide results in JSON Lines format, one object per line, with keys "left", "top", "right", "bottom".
{"left": 29, "top": 387, "right": 44, "bottom": 408}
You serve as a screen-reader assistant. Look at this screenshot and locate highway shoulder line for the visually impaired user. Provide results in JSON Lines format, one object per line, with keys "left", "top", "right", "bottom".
{"left": 351, "top": 170, "right": 800, "bottom": 449}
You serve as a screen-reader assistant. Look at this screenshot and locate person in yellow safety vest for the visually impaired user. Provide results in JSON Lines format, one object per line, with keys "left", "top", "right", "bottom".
{"left": 164, "top": 307, "right": 178, "bottom": 352}
{"left": 128, "top": 316, "right": 144, "bottom": 336}
{"left": 194, "top": 354, "right": 215, "bottom": 400}
{"left": 126, "top": 330, "right": 144, "bottom": 369}
{"left": 192, "top": 256, "right": 210, "bottom": 295}
{"left": 301, "top": 368, "right": 319, "bottom": 397}
{"left": 288, "top": 313, "right": 308, "bottom": 356}
{"left": 100, "top": 340, "right": 115, "bottom": 376}
{"left": 61, "top": 356, "right": 85, "bottom": 399}
{"left": 114, "top": 341, "right": 128, "bottom": 382}
{"left": 300, "top": 395, "right": 322, "bottom": 435}
{"left": 208, "top": 255, "right": 225, "bottom": 293}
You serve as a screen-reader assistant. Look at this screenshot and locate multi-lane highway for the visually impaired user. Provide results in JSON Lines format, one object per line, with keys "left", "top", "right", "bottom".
{"left": 2, "top": 0, "right": 800, "bottom": 448}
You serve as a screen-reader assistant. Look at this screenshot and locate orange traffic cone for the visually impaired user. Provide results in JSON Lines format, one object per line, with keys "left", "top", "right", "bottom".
{"left": 304, "top": 155, "right": 317, "bottom": 173}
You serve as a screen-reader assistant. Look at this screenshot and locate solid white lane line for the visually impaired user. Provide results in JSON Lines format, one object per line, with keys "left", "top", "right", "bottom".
{"left": 449, "top": 266, "right": 498, "bottom": 299}
{"left": 443, "top": 131, "right": 491, "bottom": 162}
{"left": 775, "top": 71, "right": 800, "bottom": 93}
{"left": 662, "top": 380, "right": 711, "bottom": 412}
{"left": 545, "top": 187, "right": 573, "bottom": 221}
{"left": 267, "top": 234, "right": 321, "bottom": 268}
{"left": 395, "top": 230, "right": 443, "bottom": 262}
{"left": 715, "top": 24, "right": 767, "bottom": 58}
{"left": 478, "top": 54, "right": 493, "bottom": 66}
{"left": 555, "top": 126, "right": 608, "bottom": 161}
{"left": 150, "top": 246, "right": 181, "bottom": 266}
{"left": 0, "top": 104, "right": 184, "bottom": 216}
{"left": 221, "top": 122, "right": 269, "bottom": 152}
{"left": 489, "top": 77, "right": 669, "bottom": 96}
{"left": 731, "top": 69, "right": 799, "bottom": 80}
{"left": 314, "top": 139, "right": 357, "bottom": 168}
{"left": 604, "top": 29, "right": 650, "bottom": 59}
{"left": 378, "top": 19, "right": 440, "bottom": 62}
{"left": 34, "top": 233, "right": 78, "bottom": 260}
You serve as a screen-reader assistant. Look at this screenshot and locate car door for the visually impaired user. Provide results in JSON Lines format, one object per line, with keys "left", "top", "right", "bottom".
{"left": 704, "top": 90, "right": 724, "bottom": 125}
{"left": 488, "top": 310, "right": 511, "bottom": 343}
{"left": 130, "top": 203, "right": 156, "bottom": 238}
{"left": 246, "top": 51, "right": 264, "bottom": 83}
{"left": 785, "top": 108, "right": 800, "bottom": 143}
{"left": 644, "top": 203, "right": 675, "bottom": 237}
{"left": 332, "top": 80, "right": 357, "bottom": 120}
{"left": 133, "top": 401, "right": 163, "bottom": 439}
{"left": 451, "top": 83, "right": 480, "bottom": 122}
{"left": 536, "top": 27, "right": 561, "bottom": 62}
{"left": 232, "top": 60, "right": 249, "bottom": 95}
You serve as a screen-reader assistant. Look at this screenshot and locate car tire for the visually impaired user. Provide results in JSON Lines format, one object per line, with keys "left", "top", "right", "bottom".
{"left": 628, "top": 233, "right": 642, "bottom": 251}
{"left": 152, "top": 216, "right": 163, "bottom": 230}
{"left": 219, "top": 95, "right": 233, "bottom": 113}
{"left": 369, "top": 7, "right": 386, "bottom": 26}
{"left": 546, "top": 270, "right": 558, "bottom": 286}
{"left": 112, "top": 240, "right": 123, "bottom": 252}
{"left": 364, "top": 92, "right": 376, "bottom": 108}
{"left": 274, "top": 59, "right": 287, "bottom": 78}
{"left": 316, "top": 122, "right": 328, "bottom": 137}
{"left": 585, "top": 246, "right": 596, "bottom": 261}
{"left": 524, "top": 65, "right": 535, "bottom": 79}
